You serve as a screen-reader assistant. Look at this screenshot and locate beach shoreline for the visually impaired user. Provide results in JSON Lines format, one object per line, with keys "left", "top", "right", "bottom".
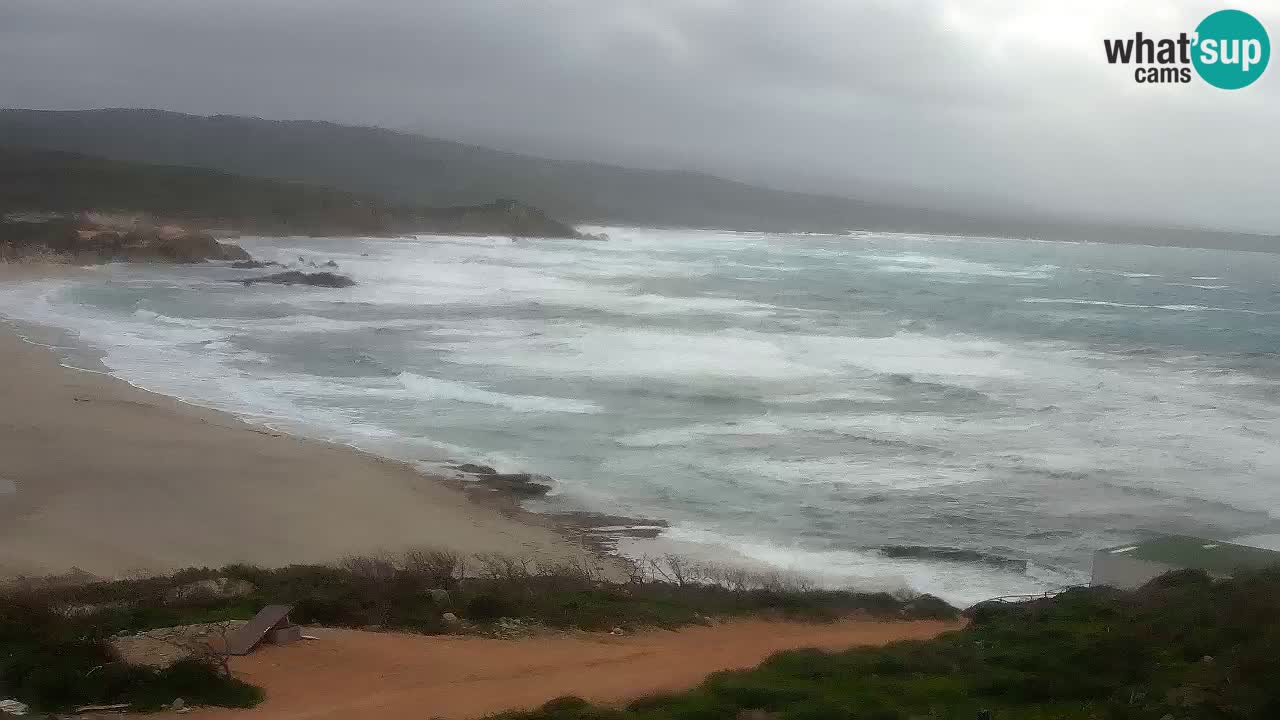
{"left": 0, "top": 262, "right": 621, "bottom": 582}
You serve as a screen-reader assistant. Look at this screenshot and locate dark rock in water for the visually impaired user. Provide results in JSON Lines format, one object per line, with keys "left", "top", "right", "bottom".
{"left": 230, "top": 260, "right": 280, "bottom": 269}
{"left": 477, "top": 472, "right": 552, "bottom": 497}
{"left": 454, "top": 466, "right": 552, "bottom": 497}
{"left": 453, "top": 463, "right": 499, "bottom": 475}
{"left": 323, "top": 260, "right": 339, "bottom": 267}
{"left": 552, "top": 511, "right": 670, "bottom": 541}
{"left": 237, "top": 271, "right": 355, "bottom": 288}
{"left": 881, "top": 545, "right": 1028, "bottom": 572}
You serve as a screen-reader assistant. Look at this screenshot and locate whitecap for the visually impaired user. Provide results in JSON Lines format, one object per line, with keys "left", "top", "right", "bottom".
{"left": 862, "top": 252, "right": 1056, "bottom": 279}
{"left": 397, "top": 372, "right": 600, "bottom": 414}
{"left": 1021, "top": 298, "right": 1276, "bottom": 315}
{"left": 621, "top": 525, "right": 1083, "bottom": 607}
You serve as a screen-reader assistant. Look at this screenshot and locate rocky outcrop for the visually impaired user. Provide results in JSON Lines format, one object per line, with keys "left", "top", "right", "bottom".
{"left": 451, "top": 464, "right": 553, "bottom": 496}
{"left": 230, "top": 259, "right": 280, "bottom": 269}
{"left": 237, "top": 270, "right": 356, "bottom": 288}
{"left": 417, "top": 199, "right": 581, "bottom": 239}
{"left": 0, "top": 217, "right": 251, "bottom": 264}
{"left": 880, "top": 545, "right": 1029, "bottom": 572}
{"left": 474, "top": 472, "right": 553, "bottom": 497}
{"left": 115, "top": 227, "right": 251, "bottom": 263}
{"left": 165, "top": 577, "right": 257, "bottom": 603}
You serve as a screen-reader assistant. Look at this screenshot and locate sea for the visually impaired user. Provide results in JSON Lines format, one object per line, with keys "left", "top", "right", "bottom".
{"left": 3, "top": 226, "right": 1279, "bottom": 606}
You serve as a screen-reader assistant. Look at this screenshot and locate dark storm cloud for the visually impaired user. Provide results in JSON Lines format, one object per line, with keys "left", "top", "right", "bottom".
{"left": 3, "top": 0, "right": 1278, "bottom": 231}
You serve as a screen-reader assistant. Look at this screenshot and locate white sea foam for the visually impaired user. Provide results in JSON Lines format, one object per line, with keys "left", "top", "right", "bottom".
{"left": 1022, "top": 298, "right": 1230, "bottom": 312}
{"left": 862, "top": 252, "right": 1057, "bottom": 279}
{"left": 621, "top": 525, "right": 1082, "bottom": 607}
{"left": 397, "top": 372, "right": 600, "bottom": 413}
{"left": 616, "top": 419, "right": 793, "bottom": 448}
{"left": 4, "top": 226, "right": 1280, "bottom": 603}
{"left": 439, "top": 326, "right": 1020, "bottom": 384}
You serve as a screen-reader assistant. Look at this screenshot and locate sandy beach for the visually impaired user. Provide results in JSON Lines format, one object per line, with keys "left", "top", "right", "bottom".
{"left": 0, "top": 264, "right": 605, "bottom": 581}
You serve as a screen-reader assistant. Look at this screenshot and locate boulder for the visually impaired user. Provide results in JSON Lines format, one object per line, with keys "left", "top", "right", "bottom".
{"left": 230, "top": 260, "right": 280, "bottom": 269}
{"left": 165, "top": 577, "right": 256, "bottom": 603}
{"left": 237, "top": 271, "right": 356, "bottom": 288}
{"left": 441, "top": 612, "right": 461, "bottom": 626}
{"left": 427, "top": 588, "right": 452, "bottom": 605}
{"left": 114, "top": 228, "right": 250, "bottom": 263}
{"left": 453, "top": 463, "right": 499, "bottom": 475}
{"left": 475, "top": 472, "right": 553, "bottom": 497}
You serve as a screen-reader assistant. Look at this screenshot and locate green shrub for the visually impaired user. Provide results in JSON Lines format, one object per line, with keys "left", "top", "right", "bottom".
{"left": 492, "top": 568, "right": 1280, "bottom": 720}
{"left": 2, "top": 550, "right": 958, "bottom": 712}
{"left": 467, "top": 591, "right": 520, "bottom": 622}
{"left": 0, "top": 594, "right": 261, "bottom": 712}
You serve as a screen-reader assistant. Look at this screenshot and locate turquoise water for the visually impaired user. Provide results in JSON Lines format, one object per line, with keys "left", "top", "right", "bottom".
{"left": 3, "top": 226, "right": 1279, "bottom": 604}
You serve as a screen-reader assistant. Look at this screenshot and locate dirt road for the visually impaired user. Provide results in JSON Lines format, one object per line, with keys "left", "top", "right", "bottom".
{"left": 189, "top": 618, "right": 962, "bottom": 720}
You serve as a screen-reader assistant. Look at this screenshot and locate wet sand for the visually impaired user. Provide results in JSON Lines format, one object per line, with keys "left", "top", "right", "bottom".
{"left": 0, "top": 263, "right": 608, "bottom": 580}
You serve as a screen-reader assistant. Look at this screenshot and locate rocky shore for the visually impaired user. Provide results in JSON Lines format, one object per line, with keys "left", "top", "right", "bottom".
{"left": 0, "top": 215, "right": 250, "bottom": 264}
{"left": 445, "top": 464, "right": 670, "bottom": 553}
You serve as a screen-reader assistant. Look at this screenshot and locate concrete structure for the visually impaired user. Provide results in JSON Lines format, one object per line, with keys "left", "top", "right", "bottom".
{"left": 268, "top": 624, "right": 303, "bottom": 645}
{"left": 225, "top": 604, "right": 299, "bottom": 655}
{"left": 1092, "top": 535, "right": 1280, "bottom": 590}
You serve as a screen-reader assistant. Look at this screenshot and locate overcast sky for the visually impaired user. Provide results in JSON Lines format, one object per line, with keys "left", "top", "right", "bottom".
{"left": 2, "top": 1, "right": 1278, "bottom": 232}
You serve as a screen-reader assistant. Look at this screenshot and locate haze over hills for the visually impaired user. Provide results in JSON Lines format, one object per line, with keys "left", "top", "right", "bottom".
{"left": 0, "top": 147, "right": 579, "bottom": 238}
{"left": 1, "top": 108, "right": 1275, "bottom": 252}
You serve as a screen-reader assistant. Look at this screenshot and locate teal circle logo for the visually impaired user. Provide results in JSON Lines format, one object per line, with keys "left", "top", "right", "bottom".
{"left": 1193, "top": 9, "right": 1270, "bottom": 89}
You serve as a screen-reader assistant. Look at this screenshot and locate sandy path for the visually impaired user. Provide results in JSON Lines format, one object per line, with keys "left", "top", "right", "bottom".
{"left": 187, "top": 619, "right": 961, "bottom": 720}
{"left": 0, "top": 265, "right": 606, "bottom": 579}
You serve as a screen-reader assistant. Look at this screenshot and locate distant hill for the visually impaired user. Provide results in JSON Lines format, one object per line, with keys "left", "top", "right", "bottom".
{"left": 0, "top": 147, "right": 579, "bottom": 238}
{"left": 1, "top": 108, "right": 1275, "bottom": 251}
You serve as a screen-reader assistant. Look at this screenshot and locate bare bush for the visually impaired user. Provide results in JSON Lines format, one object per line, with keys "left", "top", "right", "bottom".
{"left": 399, "top": 548, "right": 466, "bottom": 588}
{"left": 339, "top": 552, "right": 398, "bottom": 581}
{"left": 474, "top": 553, "right": 534, "bottom": 584}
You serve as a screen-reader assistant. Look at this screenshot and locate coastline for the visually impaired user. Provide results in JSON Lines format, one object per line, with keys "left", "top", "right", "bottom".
{"left": 0, "top": 263, "right": 619, "bottom": 581}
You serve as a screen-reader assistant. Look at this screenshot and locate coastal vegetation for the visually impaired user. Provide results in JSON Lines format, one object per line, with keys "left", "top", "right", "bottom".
{"left": 497, "top": 568, "right": 1280, "bottom": 720}
{"left": 0, "top": 595, "right": 261, "bottom": 712}
{"left": 0, "top": 146, "right": 581, "bottom": 240}
{"left": 4, "top": 554, "right": 1279, "bottom": 717}
{"left": 0, "top": 551, "right": 952, "bottom": 713}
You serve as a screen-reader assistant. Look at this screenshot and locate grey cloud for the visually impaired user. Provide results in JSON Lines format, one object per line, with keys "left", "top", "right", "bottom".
{"left": 2, "top": 0, "right": 1278, "bottom": 231}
